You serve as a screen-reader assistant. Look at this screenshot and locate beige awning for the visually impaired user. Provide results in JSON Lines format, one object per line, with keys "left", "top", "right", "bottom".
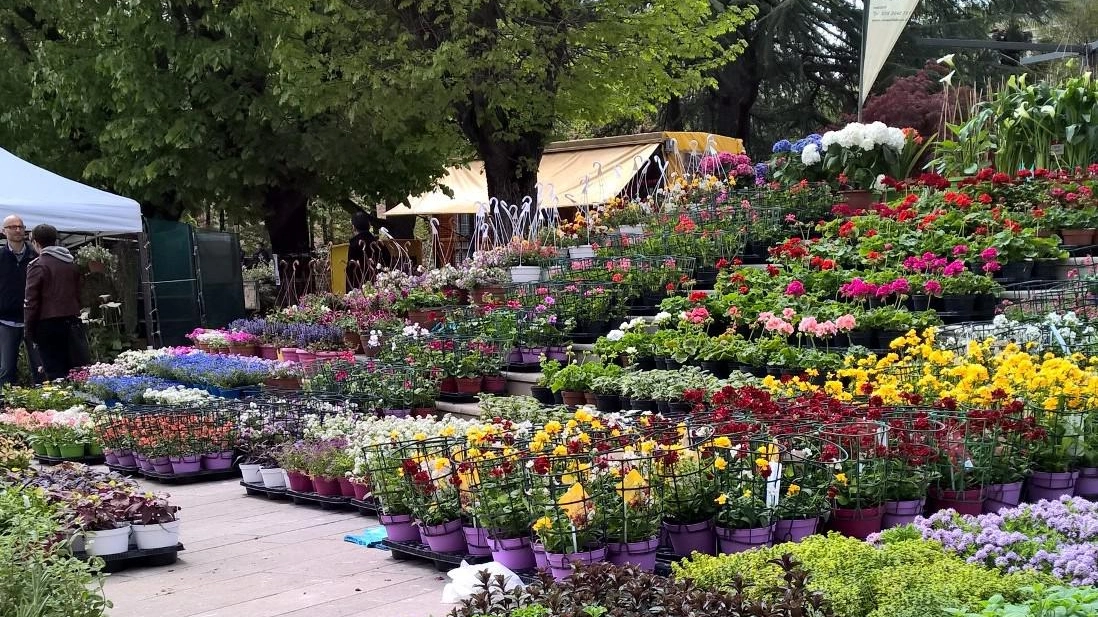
{"left": 407, "top": 143, "right": 660, "bottom": 215}
{"left": 382, "top": 204, "right": 414, "bottom": 217}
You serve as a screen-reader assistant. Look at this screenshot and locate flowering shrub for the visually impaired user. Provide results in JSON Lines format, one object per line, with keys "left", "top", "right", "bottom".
{"left": 874, "top": 496, "right": 1098, "bottom": 586}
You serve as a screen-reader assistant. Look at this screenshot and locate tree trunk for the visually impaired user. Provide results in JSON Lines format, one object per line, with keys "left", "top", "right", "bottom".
{"left": 478, "top": 137, "right": 542, "bottom": 240}
{"left": 262, "top": 187, "right": 311, "bottom": 256}
{"left": 708, "top": 39, "right": 762, "bottom": 146}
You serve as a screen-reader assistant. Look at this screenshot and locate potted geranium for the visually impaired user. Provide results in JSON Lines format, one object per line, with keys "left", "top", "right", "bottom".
{"left": 363, "top": 443, "right": 421, "bottom": 544}
{"left": 820, "top": 422, "right": 887, "bottom": 539}
{"left": 548, "top": 363, "right": 590, "bottom": 407}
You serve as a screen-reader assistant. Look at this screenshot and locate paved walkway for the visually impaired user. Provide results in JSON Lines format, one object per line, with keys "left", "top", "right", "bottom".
{"left": 103, "top": 477, "right": 454, "bottom": 617}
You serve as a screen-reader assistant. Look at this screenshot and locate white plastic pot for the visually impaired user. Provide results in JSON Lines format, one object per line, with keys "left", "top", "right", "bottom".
{"left": 132, "top": 520, "right": 181, "bottom": 550}
{"left": 568, "top": 245, "right": 595, "bottom": 259}
{"left": 509, "top": 265, "right": 543, "bottom": 283}
{"left": 69, "top": 531, "right": 85, "bottom": 553}
{"left": 259, "top": 467, "right": 286, "bottom": 488}
{"left": 239, "top": 463, "right": 263, "bottom": 484}
{"left": 85, "top": 524, "right": 131, "bottom": 556}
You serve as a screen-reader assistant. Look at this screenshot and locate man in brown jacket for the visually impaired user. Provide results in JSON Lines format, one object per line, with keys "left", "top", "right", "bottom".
{"left": 24, "top": 224, "right": 82, "bottom": 381}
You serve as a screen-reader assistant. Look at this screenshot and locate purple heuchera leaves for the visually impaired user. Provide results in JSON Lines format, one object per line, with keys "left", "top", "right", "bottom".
{"left": 871, "top": 496, "right": 1098, "bottom": 585}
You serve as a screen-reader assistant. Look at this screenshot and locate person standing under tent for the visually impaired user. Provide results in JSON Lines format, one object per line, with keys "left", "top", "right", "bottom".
{"left": 0, "top": 214, "right": 42, "bottom": 389}
{"left": 345, "top": 211, "right": 392, "bottom": 292}
{"left": 24, "top": 224, "right": 84, "bottom": 381}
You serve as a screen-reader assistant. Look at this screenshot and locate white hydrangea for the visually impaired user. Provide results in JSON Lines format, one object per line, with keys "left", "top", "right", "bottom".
{"left": 801, "top": 142, "right": 822, "bottom": 165}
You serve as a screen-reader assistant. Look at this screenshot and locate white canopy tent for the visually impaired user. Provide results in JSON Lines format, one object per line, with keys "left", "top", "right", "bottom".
{"left": 0, "top": 146, "right": 142, "bottom": 234}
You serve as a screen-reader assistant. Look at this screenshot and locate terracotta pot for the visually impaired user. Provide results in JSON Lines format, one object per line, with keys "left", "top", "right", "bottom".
{"left": 839, "top": 189, "right": 877, "bottom": 209}
{"left": 1060, "top": 228, "right": 1096, "bottom": 246}
{"left": 561, "top": 391, "right": 587, "bottom": 406}
{"left": 229, "top": 344, "right": 256, "bottom": 356}
{"left": 343, "top": 331, "right": 362, "bottom": 353}
{"left": 87, "top": 260, "right": 106, "bottom": 274}
{"left": 259, "top": 344, "right": 279, "bottom": 360}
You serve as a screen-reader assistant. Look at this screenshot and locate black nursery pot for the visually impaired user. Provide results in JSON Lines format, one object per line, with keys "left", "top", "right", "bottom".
{"left": 530, "top": 386, "right": 555, "bottom": 406}
{"left": 693, "top": 266, "right": 719, "bottom": 290}
{"left": 699, "top": 360, "right": 731, "bottom": 379}
{"left": 595, "top": 393, "right": 622, "bottom": 413}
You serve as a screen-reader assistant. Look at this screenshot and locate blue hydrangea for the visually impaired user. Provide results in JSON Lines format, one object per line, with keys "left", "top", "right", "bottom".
{"left": 771, "top": 139, "right": 792, "bottom": 153}
{"left": 790, "top": 138, "right": 809, "bottom": 154}
{"left": 754, "top": 162, "right": 769, "bottom": 179}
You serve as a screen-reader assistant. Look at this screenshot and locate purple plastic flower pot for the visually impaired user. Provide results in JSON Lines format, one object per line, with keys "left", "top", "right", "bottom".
{"left": 150, "top": 456, "right": 174, "bottom": 474}
{"left": 546, "top": 547, "right": 607, "bottom": 580}
{"left": 337, "top": 477, "right": 356, "bottom": 498}
{"left": 1076, "top": 468, "right": 1098, "bottom": 498}
{"left": 463, "top": 526, "right": 492, "bottom": 557}
{"left": 829, "top": 506, "right": 883, "bottom": 539}
{"left": 928, "top": 488, "right": 984, "bottom": 516}
{"left": 546, "top": 347, "right": 568, "bottom": 362}
{"left": 169, "top": 455, "right": 202, "bottom": 475}
{"left": 286, "top": 471, "right": 314, "bottom": 493}
{"left": 984, "top": 482, "right": 1024, "bottom": 513}
{"left": 104, "top": 450, "right": 120, "bottom": 466}
{"left": 520, "top": 346, "right": 546, "bottom": 364}
{"left": 312, "top": 476, "right": 343, "bottom": 497}
{"left": 531, "top": 541, "right": 548, "bottom": 569}
{"left": 201, "top": 451, "right": 234, "bottom": 471}
{"left": 420, "top": 519, "right": 467, "bottom": 553}
{"left": 507, "top": 348, "right": 524, "bottom": 364}
{"left": 883, "top": 499, "right": 926, "bottom": 528}
{"left": 1027, "top": 471, "right": 1079, "bottom": 503}
{"left": 663, "top": 519, "right": 716, "bottom": 557}
{"left": 490, "top": 536, "right": 536, "bottom": 570}
{"left": 773, "top": 517, "right": 819, "bottom": 543}
{"left": 380, "top": 514, "right": 422, "bottom": 543}
{"left": 716, "top": 525, "right": 774, "bottom": 554}
{"left": 115, "top": 451, "right": 136, "bottom": 467}
{"left": 605, "top": 537, "right": 660, "bottom": 571}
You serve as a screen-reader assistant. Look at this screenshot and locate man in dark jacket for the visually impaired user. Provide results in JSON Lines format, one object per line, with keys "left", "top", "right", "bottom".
{"left": 0, "top": 215, "right": 37, "bottom": 388}
{"left": 345, "top": 211, "right": 392, "bottom": 292}
{"left": 24, "top": 224, "right": 83, "bottom": 381}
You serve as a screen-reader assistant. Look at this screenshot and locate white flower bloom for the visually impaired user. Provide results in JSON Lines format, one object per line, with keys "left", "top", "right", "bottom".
{"left": 606, "top": 329, "right": 625, "bottom": 342}
{"left": 653, "top": 311, "right": 673, "bottom": 324}
{"left": 801, "top": 143, "right": 821, "bottom": 165}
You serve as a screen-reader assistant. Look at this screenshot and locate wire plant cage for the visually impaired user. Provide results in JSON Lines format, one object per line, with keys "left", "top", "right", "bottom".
{"left": 925, "top": 410, "right": 999, "bottom": 512}
{"left": 459, "top": 446, "right": 532, "bottom": 542}
{"left": 772, "top": 434, "right": 846, "bottom": 538}
{"left": 710, "top": 436, "right": 785, "bottom": 531}
{"left": 818, "top": 421, "right": 889, "bottom": 515}
{"left": 589, "top": 447, "right": 663, "bottom": 545}
{"left": 880, "top": 409, "right": 946, "bottom": 504}
{"left": 525, "top": 452, "right": 605, "bottom": 555}
{"left": 651, "top": 442, "right": 718, "bottom": 527}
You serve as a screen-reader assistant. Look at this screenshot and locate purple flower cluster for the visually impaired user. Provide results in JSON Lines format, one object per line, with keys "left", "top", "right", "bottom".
{"left": 874, "top": 496, "right": 1098, "bottom": 585}
{"left": 146, "top": 352, "right": 281, "bottom": 388}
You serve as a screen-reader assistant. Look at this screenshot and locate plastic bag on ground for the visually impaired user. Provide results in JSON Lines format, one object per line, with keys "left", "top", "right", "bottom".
{"left": 441, "top": 560, "right": 525, "bottom": 604}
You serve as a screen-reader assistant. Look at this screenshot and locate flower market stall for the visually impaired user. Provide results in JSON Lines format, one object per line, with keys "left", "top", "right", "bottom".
{"left": 8, "top": 77, "right": 1098, "bottom": 614}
